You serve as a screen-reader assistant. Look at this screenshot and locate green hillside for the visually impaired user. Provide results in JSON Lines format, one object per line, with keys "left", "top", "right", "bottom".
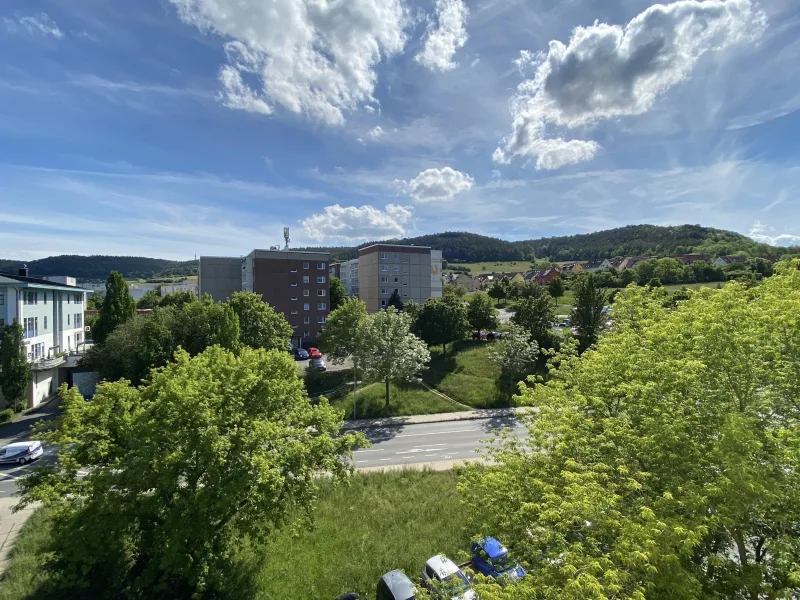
{"left": 0, "top": 255, "right": 197, "bottom": 281}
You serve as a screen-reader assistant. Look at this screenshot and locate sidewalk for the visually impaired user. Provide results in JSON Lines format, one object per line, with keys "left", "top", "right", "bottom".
{"left": 341, "top": 406, "right": 530, "bottom": 430}
{"left": 0, "top": 497, "right": 36, "bottom": 573}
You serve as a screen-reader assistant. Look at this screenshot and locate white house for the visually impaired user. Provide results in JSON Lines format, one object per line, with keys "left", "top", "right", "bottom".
{"left": 713, "top": 255, "right": 747, "bottom": 267}
{"left": 0, "top": 267, "right": 92, "bottom": 409}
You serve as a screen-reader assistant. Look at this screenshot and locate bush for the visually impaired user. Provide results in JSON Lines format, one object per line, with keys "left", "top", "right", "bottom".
{"left": 0, "top": 408, "right": 14, "bottom": 423}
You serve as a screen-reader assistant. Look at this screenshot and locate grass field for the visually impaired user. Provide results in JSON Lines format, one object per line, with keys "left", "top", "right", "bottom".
{"left": 423, "top": 341, "right": 518, "bottom": 409}
{"left": 330, "top": 381, "right": 467, "bottom": 419}
{"left": 445, "top": 261, "right": 532, "bottom": 275}
{"left": 0, "top": 471, "right": 468, "bottom": 600}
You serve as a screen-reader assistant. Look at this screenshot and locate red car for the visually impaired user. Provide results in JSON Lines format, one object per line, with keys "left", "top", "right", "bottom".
{"left": 308, "top": 347, "right": 322, "bottom": 359}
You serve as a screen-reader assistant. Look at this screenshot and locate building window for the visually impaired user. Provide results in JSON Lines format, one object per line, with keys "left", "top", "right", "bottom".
{"left": 317, "top": 276, "right": 325, "bottom": 284}
{"left": 291, "top": 268, "right": 298, "bottom": 273}
{"left": 393, "top": 253, "right": 399, "bottom": 260}
{"left": 43, "top": 292, "right": 47, "bottom": 304}
{"left": 403, "top": 282, "right": 408, "bottom": 286}
{"left": 381, "top": 265, "right": 388, "bottom": 271}
{"left": 291, "top": 324, "right": 298, "bottom": 329}
{"left": 67, "top": 293, "right": 70, "bottom": 304}
{"left": 75, "top": 294, "right": 81, "bottom": 304}
{"left": 23, "top": 317, "right": 38, "bottom": 339}
{"left": 0, "top": 290, "right": 3, "bottom": 305}
{"left": 291, "top": 296, "right": 297, "bottom": 301}
{"left": 304, "top": 303, "right": 310, "bottom": 311}
{"left": 318, "top": 316, "right": 326, "bottom": 324}
{"left": 403, "top": 293, "right": 408, "bottom": 297}
{"left": 304, "top": 316, "right": 310, "bottom": 324}
{"left": 317, "top": 303, "right": 326, "bottom": 311}
{"left": 0, "top": 318, "right": 4, "bottom": 327}
{"left": 303, "top": 290, "right": 310, "bottom": 297}
{"left": 381, "top": 288, "right": 388, "bottom": 295}
{"left": 75, "top": 314, "right": 82, "bottom": 329}
{"left": 394, "top": 277, "right": 399, "bottom": 283}
{"left": 291, "top": 310, "right": 298, "bottom": 315}
{"left": 317, "top": 262, "right": 326, "bottom": 270}
{"left": 381, "top": 276, "right": 388, "bottom": 283}
{"left": 67, "top": 314, "right": 71, "bottom": 326}
{"left": 317, "top": 290, "right": 326, "bottom": 296}
{"left": 381, "top": 300, "right": 387, "bottom": 307}
{"left": 394, "top": 266, "right": 399, "bottom": 271}
{"left": 304, "top": 330, "right": 310, "bottom": 338}
{"left": 43, "top": 316, "right": 47, "bottom": 330}
{"left": 303, "top": 276, "right": 310, "bottom": 283}
{"left": 380, "top": 252, "right": 388, "bottom": 259}
{"left": 303, "top": 262, "right": 310, "bottom": 269}
{"left": 76, "top": 332, "right": 82, "bottom": 344}
{"left": 291, "top": 282, "right": 298, "bottom": 287}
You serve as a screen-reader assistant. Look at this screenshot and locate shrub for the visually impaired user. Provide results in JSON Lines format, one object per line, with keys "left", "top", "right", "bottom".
{"left": 0, "top": 408, "right": 15, "bottom": 423}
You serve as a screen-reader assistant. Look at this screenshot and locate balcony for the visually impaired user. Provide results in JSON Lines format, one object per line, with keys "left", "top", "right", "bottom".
{"left": 30, "top": 356, "right": 66, "bottom": 371}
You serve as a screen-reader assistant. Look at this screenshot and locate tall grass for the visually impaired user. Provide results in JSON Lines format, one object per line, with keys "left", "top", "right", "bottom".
{"left": 255, "top": 469, "right": 468, "bottom": 599}
{"left": 330, "top": 381, "right": 465, "bottom": 419}
{"left": 0, "top": 509, "right": 53, "bottom": 600}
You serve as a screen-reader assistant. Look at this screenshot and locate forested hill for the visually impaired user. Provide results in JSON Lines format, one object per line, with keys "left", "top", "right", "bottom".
{"left": 1, "top": 225, "right": 794, "bottom": 280}
{"left": 301, "top": 225, "right": 794, "bottom": 263}
{"left": 0, "top": 255, "right": 198, "bottom": 280}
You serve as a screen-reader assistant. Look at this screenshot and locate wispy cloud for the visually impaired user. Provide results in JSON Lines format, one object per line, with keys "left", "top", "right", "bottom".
{"left": 5, "top": 13, "right": 64, "bottom": 39}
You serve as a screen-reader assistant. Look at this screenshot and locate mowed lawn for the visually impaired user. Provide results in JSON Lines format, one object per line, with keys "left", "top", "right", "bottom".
{"left": 330, "top": 381, "right": 467, "bottom": 419}
{"left": 423, "top": 341, "right": 518, "bottom": 409}
{"left": 0, "top": 471, "right": 468, "bottom": 600}
{"left": 445, "top": 261, "right": 531, "bottom": 276}
{"left": 256, "top": 470, "right": 469, "bottom": 599}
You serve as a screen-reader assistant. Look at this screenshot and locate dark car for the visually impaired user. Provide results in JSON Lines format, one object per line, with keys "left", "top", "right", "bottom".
{"left": 487, "top": 331, "right": 503, "bottom": 340}
{"left": 377, "top": 569, "right": 416, "bottom": 600}
{"left": 294, "top": 348, "right": 309, "bottom": 360}
{"left": 470, "top": 537, "right": 525, "bottom": 583}
{"left": 310, "top": 358, "right": 327, "bottom": 371}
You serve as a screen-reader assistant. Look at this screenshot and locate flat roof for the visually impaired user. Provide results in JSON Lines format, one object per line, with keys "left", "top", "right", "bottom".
{"left": 0, "top": 272, "right": 93, "bottom": 292}
{"left": 359, "top": 243, "right": 431, "bottom": 251}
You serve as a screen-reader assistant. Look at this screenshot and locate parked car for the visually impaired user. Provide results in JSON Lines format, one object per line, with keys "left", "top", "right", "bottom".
{"left": 0, "top": 441, "right": 43, "bottom": 466}
{"left": 310, "top": 358, "right": 327, "bottom": 372}
{"left": 471, "top": 537, "right": 526, "bottom": 583}
{"left": 421, "top": 555, "right": 475, "bottom": 600}
{"left": 558, "top": 319, "right": 570, "bottom": 328}
{"left": 377, "top": 570, "right": 417, "bottom": 600}
{"left": 308, "top": 347, "right": 323, "bottom": 359}
{"left": 294, "top": 348, "right": 309, "bottom": 360}
{"left": 487, "top": 331, "right": 503, "bottom": 340}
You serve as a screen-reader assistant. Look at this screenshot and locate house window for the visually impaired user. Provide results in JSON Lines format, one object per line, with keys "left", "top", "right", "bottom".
{"left": 67, "top": 314, "right": 71, "bottom": 325}
{"left": 303, "top": 290, "right": 310, "bottom": 297}
{"left": 381, "top": 300, "right": 387, "bottom": 307}
{"left": 317, "top": 290, "right": 326, "bottom": 296}
{"left": 75, "top": 294, "right": 81, "bottom": 304}
{"left": 304, "top": 316, "right": 310, "bottom": 324}
{"left": 291, "top": 310, "right": 298, "bottom": 315}
{"left": 23, "top": 317, "right": 38, "bottom": 339}
{"left": 380, "top": 252, "right": 388, "bottom": 260}
{"left": 318, "top": 316, "right": 326, "bottom": 324}
{"left": 43, "top": 316, "right": 48, "bottom": 330}
{"left": 75, "top": 314, "right": 82, "bottom": 329}
{"left": 317, "top": 303, "right": 326, "bottom": 311}
{"left": 381, "top": 265, "right": 388, "bottom": 271}
{"left": 304, "top": 303, "right": 310, "bottom": 311}
{"left": 316, "top": 276, "right": 325, "bottom": 284}
{"left": 303, "top": 276, "right": 309, "bottom": 283}
{"left": 303, "top": 330, "right": 310, "bottom": 338}
{"left": 0, "top": 318, "right": 4, "bottom": 327}
{"left": 317, "top": 262, "right": 326, "bottom": 270}
{"left": 43, "top": 292, "right": 47, "bottom": 304}
{"left": 75, "top": 332, "right": 82, "bottom": 344}
{"left": 381, "top": 276, "right": 388, "bottom": 283}
{"left": 381, "top": 288, "right": 388, "bottom": 295}
{"left": 291, "top": 282, "right": 298, "bottom": 287}
{"left": 303, "top": 262, "right": 309, "bottom": 269}
{"left": 67, "top": 293, "right": 70, "bottom": 304}
{"left": 291, "top": 296, "right": 297, "bottom": 301}
{"left": 0, "top": 290, "right": 4, "bottom": 305}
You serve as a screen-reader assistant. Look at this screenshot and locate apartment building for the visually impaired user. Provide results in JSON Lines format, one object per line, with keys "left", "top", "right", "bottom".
{"left": 330, "top": 258, "right": 360, "bottom": 297}
{"left": 200, "top": 249, "right": 331, "bottom": 347}
{"left": 358, "top": 244, "right": 442, "bottom": 313}
{"left": 0, "top": 268, "right": 91, "bottom": 408}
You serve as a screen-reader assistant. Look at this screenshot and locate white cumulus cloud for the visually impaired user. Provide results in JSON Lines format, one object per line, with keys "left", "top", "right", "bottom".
{"left": 302, "top": 204, "right": 413, "bottom": 242}
{"left": 169, "top": 0, "right": 409, "bottom": 125}
{"left": 415, "top": 0, "right": 469, "bottom": 71}
{"left": 5, "top": 13, "right": 64, "bottom": 39}
{"left": 399, "top": 167, "right": 474, "bottom": 202}
{"left": 495, "top": 0, "right": 766, "bottom": 169}
{"left": 748, "top": 221, "right": 800, "bottom": 247}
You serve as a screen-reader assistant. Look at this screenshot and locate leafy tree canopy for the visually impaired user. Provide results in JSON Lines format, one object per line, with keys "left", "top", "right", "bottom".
{"left": 571, "top": 273, "right": 609, "bottom": 351}
{"left": 20, "top": 346, "right": 365, "bottom": 598}
{"left": 0, "top": 322, "right": 30, "bottom": 412}
{"left": 511, "top": 284, "right": 554, "bottom": 347}
{"left": 320, "top": 298, "right": 368, "bottom": 364}
{"left": 227, "top": 291, "right": 292, "bottom": 351}
{"left": 329, "top": 276, "right": 348, "bottom": 311}
{"left": 417, "top": 296, "right": 469, "bottom": 354}
{"left": 136, "top": 289, "right": 160, "bottom": 310}
{"left": 460, "top": 261, "right": 800, "bottom": 600}
{"left": 92, "top": 271, "right": 136, "bottom": 345}
{"left": 466, "top": 293, "right": 498, "bottom": 332}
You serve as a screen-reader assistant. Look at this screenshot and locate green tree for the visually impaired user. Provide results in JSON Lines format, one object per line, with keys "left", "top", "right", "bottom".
{"left": 92, "top": 271, "right": 136, "bottom": 345}
{"left": 136, "top": 289, "right": 160, "bottom": 310}
{"left": 571, "top": 273, "right": 608, "bottom": 351}
{"left": 487, "top": 323, "right": 539, "bottom": 380}
{"left": 20, "top": 346, "right": 365, "bottom": 598}
{"left": 403, "top": 300, "right": 421, "bottom": 331}
{"left": 417, "top": 296, "right": 469, "bottom": 354}
{"left": 320, "top": 298, "right": 368, "bottom": 416}
{"left": 329, "top": 276, "right": 347, "bottom": 311}
{"left": 547, "top": 277, "right": 565, "bottom": 307}
{"left": 460, "top": 265, "right": 800, "bottom": 600}
{"left": 226, "top": 291, "right": 292, "bottom": 351}
{"left": 387, "top": 289, "right": 404, "bottom": 311}
{"left": 86, "top": 293, "right": 104, "bottom": 311}
{"left": 443, "top": 282, "right": 467, "bottom": 297}
{"left": 171, "top": 298, "right": 240, "bottom": 357}
{"left": 356, "top": 307, "right": 430, "bottom": 408}
{"left": 618, "top": 268, "right": 637, "bottom": 286}
{"left": 0, "top": 322, "right": 30, "bottom": 412}
{"left": 511, "top": 284, "right": 554, "bottom": 346}
{"left": 159, "top": 289, "right": 198, "bottom": 308}
{"left": 466, "top": 293, "right": 498, "bottom": 332}
{"left": 487, "top": 280, "right": 507, "bottom": 306}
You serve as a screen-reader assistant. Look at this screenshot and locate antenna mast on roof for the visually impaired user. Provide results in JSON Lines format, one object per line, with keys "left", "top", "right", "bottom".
{"left": 283, "top": 227, "right": 290, "bottom": 250}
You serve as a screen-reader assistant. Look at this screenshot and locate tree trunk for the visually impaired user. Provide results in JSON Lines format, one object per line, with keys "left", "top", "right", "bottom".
{"left": 443, "top": 342, "right": 447, "bottom": 356}
{"left": 385, "top": 378, "right": 390, "bottom": 408}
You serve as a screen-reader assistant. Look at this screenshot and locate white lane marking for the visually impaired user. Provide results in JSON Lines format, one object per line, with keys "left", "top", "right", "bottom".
{"left": 356, "top": 460, "right": 368, "bottom": 464}
{"left": 394, "top": 428, "right": 479, "bottom": 438}
{"left": 380, "top": 458, "right": 390, "bottom": 461}
{"left": 425, "top": 454, "right": 438, "bottom": 457}
{"left": 413, "top": 443, "right": 446, "bottom": 448}
{"left": 354, "top": 449, "right": 384, "bottom": 453}
{"left": 395, "top": 448, "right": 448, "bottom": 455}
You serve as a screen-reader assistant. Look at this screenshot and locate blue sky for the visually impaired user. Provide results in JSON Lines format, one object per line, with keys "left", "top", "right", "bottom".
{"left": 1, "top": 0, "right": 799, "bottom": 260}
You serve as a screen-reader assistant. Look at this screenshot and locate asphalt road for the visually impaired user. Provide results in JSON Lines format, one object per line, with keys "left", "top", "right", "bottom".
{"left": 353, "top": 416, "right": 525, "bottom": 468}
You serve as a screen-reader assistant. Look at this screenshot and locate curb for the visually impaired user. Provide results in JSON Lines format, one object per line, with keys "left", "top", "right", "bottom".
{"left": 341, "top": 407, "right": 528, "bottom": 431}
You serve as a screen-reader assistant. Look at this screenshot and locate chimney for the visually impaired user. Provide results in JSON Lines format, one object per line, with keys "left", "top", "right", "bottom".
{"left": 18, "top": 264, "right": 29, "bottom": 277}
